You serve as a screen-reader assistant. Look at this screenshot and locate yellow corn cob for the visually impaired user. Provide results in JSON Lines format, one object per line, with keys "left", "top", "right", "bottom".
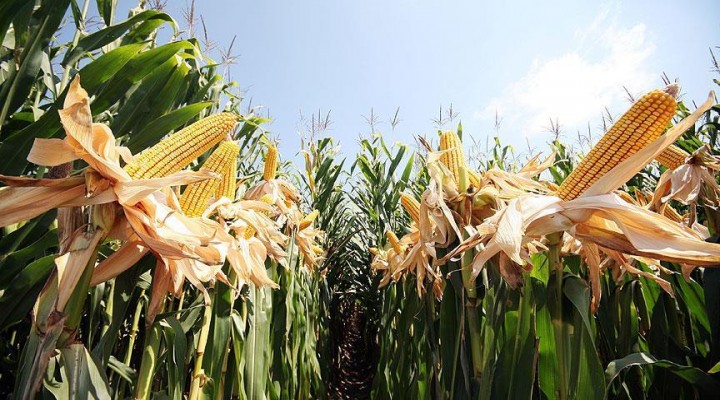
{"left": 386, "top": 231, "right": 404, "bottom": 254}
{"left": 243, "top": 194, "right": 276, "bottom": 239}
{"left": 655, "top": 145, "right": 689, "bottom": 170}
{"left": 304, "top": 151, "right": 315, "bottom": 192}
{"left": 180, "top": 180, "right": 219, "bottom": 218}
{"left": 179, "top": 141, "right": 239, "bottom": 217}
{"left": 468, "top": 169, "right": 482, "bottom": 188}
{"left": 662, "top": 204, "right": 684, "bottom": 223}
{"left": 125, "top": 113, "right": 238, "bottom": 179}
{"left": 299, "top": 210, "right": 319, "bottom": 230}
{"left": 242, "top": 226, "right": 256, "bottom": 240}
{"left": 634, "top": 190, "right": 651, "bottom": 206}
{"left": 217, "top": 142, "right": 240, "bottom": 200}
{"left": 259, "top": 193, "right": 276, "bottom": 204}
{"left": 263, "top": 145, "right": 278, "bottom": 181}
{"left": 556, "top": 88, "right": 677, "bottom": 200}
{"left": 400, "top": 193, "right": 421, "bottom": 224}
{"left": 616, "top": 190, "right": 638, "bottom": 205}
{"left": 439, "top": 131, "right": 469, "bottom": 190}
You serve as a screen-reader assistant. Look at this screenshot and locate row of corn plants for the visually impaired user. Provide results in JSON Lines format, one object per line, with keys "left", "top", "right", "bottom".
{"left": 0, "top": 2, "right": 331, "bottom": 399}
{"left": 367, "top": 79, "right": 720, "bottom": 399}
{"left": 3, "top": 1, "right": 720, "bottom": 399}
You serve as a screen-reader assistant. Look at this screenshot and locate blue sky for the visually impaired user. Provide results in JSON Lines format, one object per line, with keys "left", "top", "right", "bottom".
{"left": 152, "top": 0, "right": 718, "bottom": 164}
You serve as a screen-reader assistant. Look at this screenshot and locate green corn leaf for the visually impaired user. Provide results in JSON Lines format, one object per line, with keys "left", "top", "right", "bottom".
{"left": 0, "top": 255, "right": 55, "bottom": 329}
{"left": 606, "top": 352, "right": 720, "bottom": 396}
{"left": 59, "top": 344, "right": 112, "bottom": 400}
{"left": 0, "top": 0, "right": 71, "bottom": 127}
{"left": 95, "top": 0, "right": 117, "bottom": 26}
{"left": 63, "top": 10, "right": 175, "bottom": 67}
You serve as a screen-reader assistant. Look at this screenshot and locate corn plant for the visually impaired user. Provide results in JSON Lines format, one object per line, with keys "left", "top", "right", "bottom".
{"left": 0, "top": 1, "right": 290, "bottom": 398}
{"left": 3, "top": 2, "right": 720, "bottom": 399}
{"left": 365, "top": 80, "right": 720, "bottom": 400}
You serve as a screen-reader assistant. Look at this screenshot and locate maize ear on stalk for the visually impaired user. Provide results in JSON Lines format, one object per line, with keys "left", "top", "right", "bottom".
{"left": 263, "top": 145, "right": 278, "bottom": 181}
{"left": 655, "top": 145, "right": 689, "bottom": 170}
{"left": 400, "top": 193, "right": 421, "bottom": 224}
{"left": 662, "top": 204, "right": 684, "bottom": 223}
{"left": 243, "top": 194, "right": 276, "bottom": 239}
{"left": 180, "top": 141, "right": 240, "bottom": 217}
{"left": 439, "top": 131, "right": 469, "bottom": 190}
{"left": 304, "top": 151, "right": 316, "bottom": 192}
{"left": 218, "top": 144, "right": 240, "bottom": 201}
{"left": 242, "top": 225, "right": 256, "bottom": 240}
{"left": 556, "top": 87, "right": 677, "bottom": 200}
{"left": 468, "top": 169, "right": 483, "bottom": 188}
{"left": 386, "top": 231, "right": 404, "bottom": 254}
{"left": 125, "top": 113, "right": 238, "bottom": 179}
{"left": 299, "top": 210, "right": 319, "bottom": 230}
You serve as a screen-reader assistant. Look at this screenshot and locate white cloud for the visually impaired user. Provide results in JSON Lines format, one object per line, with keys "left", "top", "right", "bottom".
{"left": 475, "top": 11, "right": 657, "bottom": 144}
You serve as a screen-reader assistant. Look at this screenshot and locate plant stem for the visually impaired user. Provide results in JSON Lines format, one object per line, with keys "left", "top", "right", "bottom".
{"left": 59, "top": 0, "right": 90, "bottom": 93}
{"left": 216, "top": 270, "right": 238, "bottom": 400}
{"left": 116, "top": 290, "right": 145, "bottom": 400}
{"left": 58, "top": 234, "right": 102, "bottom": 346}
{"left": 124, "top": 290, "right": 145, "bottom": 366}
{"left": 135, "top": 300, "right": 164, "bottom": 400}
{"left": 460, "top": 229, "right": 483, "bottom": 378}
{"left": 177, "top": 287, "right": 186, "bottom": 318}
{"left": 425, "top": 293, "right": 442, "bottom": 400}
{"left": 189, "top": 299, "right": 213, "bottom": 399}
{"left": 547, "top": 231, "right": 566, "bottom": 400}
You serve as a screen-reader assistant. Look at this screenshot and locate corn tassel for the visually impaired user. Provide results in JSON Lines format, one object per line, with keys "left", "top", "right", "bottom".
{"left": 263, "top": 145, "right": 278, "bottom": 181}
{"left": 400, "top": 193, "right": 421, "bottom": 224}
{"left": 656, "top": 145, "right": 689, "bottom": 170}
{"left": 180, "top": 141, "right": 239, "bottom": 217}
{"left": 556, "top": 87, "right": 677, "bottom": 200}
{"left": 125, "top": 113, "right": 238, "bottom": 179}
{"left": 439, "top": 131, "right": 469, "bottom": 191}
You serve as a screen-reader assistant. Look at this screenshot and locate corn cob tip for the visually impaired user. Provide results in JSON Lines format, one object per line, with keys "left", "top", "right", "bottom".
{"left": 243, "top": 193, "right": 277, "bottom": 239}
{"left": 259, "top": 193, "right": 275, "bottom": 204}
{"left": 400, "top": 193, "right": 421, "bottom": 223}
{"left": 556, "top": 87, "right": 677, "bottom": 200}
{"left": 242, "top": 225, "right": 256, "bottom": 239}
{"left": 299, "top": 210, "right": 319, "bottom": 230}
{"left": 179, "top": 140, "right": 239, "bottom": 217}
{"left": 656, "top": 144, "right": 689, "bottom": 170}
{"left": 386, "top": 231, "right": 404, "bottom": 254}
{"left": 468, "top": 169, "right": 482, "bottom": 188}
{"left": 216, "top": 141, "right": 240, "bottom": 201}
{"left": 438, "top": 130, "right": 469, "bottom": 190}
{"left": 125, "top": 113, "right": 239, "bottom": 180}
{"left": 263, "top": 145, "right": 278, "bottom": 181}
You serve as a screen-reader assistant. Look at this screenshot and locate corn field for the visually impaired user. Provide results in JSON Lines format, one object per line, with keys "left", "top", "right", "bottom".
{"left": 2, "top": 1, "right": 720, "bottom": 399}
